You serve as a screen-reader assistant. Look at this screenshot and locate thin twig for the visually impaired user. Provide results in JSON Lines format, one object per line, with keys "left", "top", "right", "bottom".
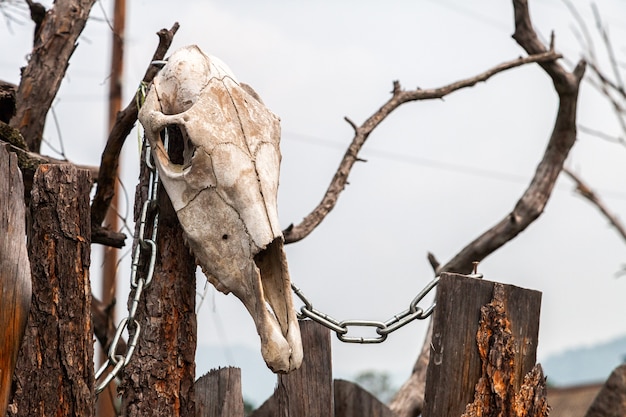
{"left": 591, "top": 4, "right": 624, "bottom": 91}
{"left": 563, "top": 167, "right": 626, "bottom": 242}
{"left": 578, "top": 124, "right": 626, "bottom": 147}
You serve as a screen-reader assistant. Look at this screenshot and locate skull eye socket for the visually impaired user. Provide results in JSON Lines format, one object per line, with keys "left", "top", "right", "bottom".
{"left": 159, "top": 124, "right": 196, "bottom": 169}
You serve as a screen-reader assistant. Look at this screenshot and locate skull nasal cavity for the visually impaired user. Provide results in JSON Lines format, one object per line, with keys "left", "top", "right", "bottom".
{"left": 162, "top": 124, "right": 186, "bottom": 165}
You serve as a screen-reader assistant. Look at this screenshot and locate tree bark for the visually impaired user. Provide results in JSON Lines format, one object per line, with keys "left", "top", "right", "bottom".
{"left": 10, "top": 0, "right": 97, "bottom": 152}
{"left": 119, "top": 142, "right": 197, "bottom": 417}
{"left": 0, "top": 146, "right": 31, "bottom": 417}
{"left": 8, "top": 164, "right": 94, "bottom": 417}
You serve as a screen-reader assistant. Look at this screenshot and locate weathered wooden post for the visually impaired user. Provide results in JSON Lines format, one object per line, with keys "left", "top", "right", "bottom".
{"left": 0, "top": 146, "right": 31, "bottom": 416}
{"left": 9, "top": 163, "right": 94, "bottom": 417}
{"left": 422, "top": 272, "right": 547, "bottom": 417}
{"left": 195, "top": 367, "right": 245, "bottom": 417}
{"left": 252, "top": 320, "right": 334, "bottom": 417}
{"left": 334, "top": 379, "right": 396, "bottom": 417}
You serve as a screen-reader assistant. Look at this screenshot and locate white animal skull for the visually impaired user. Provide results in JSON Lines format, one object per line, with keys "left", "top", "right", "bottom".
{"left": 138, "top": 45, "right": 303, "bottom": 373}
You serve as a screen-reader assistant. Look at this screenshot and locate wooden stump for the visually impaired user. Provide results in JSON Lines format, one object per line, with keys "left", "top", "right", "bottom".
{"left": 423, "top": 272, "right": 546, "bottom": 417}
{"left": 8, "top": 163, "right": 94, "bottom": 417}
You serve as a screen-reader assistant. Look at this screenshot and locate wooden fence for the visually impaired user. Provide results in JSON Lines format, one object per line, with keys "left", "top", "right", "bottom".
{"left": 194, "top": 274, "right": 545, "bottom": 417}
{"left": 1, "top": 149, "right": 548, "bottom": 417}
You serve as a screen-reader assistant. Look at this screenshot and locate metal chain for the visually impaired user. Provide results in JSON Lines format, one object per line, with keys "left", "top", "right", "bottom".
{"left": 291, "top": 272, "right": 483, "bottom": 343}
{"left": 94, "top": 136, "right": 165, "bottom": 395}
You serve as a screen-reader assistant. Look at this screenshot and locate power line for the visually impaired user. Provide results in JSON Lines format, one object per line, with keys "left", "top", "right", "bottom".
{"left": 283, "top": 130, "right": 626, "bottom": 201}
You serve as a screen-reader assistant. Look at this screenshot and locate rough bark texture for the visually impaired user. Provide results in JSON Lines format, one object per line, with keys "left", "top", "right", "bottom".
{"left": 10, "top": 0, "right": 97, "bottom": 152}
{"left": 459, "top": 283, "right": 548, "bottom": 417}
{"left": 8, "top": 164, "right": 94, "bottom": 417}
{"left": 422, "top": 273, "right": 542, "bottom": 417}
{"left": 251, "top": 320, "right": 333, "bottom": 417}
{"left": 0, "top": 146, "right": 31, "bottom": 417}
{"left": 584, "top": 364, "right": 626, "bottom": 417}
{"left": 334, "top": 379, "right": 396, "bottom": 417}
{"left": 119, "top": 142, "right": 196, "bottom": 417}
{"left": 195, "top": 368, "right": 244, "bottom": 417}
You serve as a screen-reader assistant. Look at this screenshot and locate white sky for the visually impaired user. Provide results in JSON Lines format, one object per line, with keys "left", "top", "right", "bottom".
{"left": 2, "top": 0, "right": 626, "bottom": 403}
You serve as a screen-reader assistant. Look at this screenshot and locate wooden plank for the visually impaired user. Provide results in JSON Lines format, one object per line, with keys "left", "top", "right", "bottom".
{"left": 334, "top": 379, "right": 396, "bottom": 417}
{"left": 422, "top": 272, "right": 542, "bottom": 417}
{"left": 0, "top": 146, "right": 31, "bottom": 416}
{"left": 195, "top": 367, "right": 244, "bottom": 417}
{"left": 251, "top": 320, "right": 333, "bottom": 417}
{"left": 9, "top": 163, "right": 94, "bottom": 417}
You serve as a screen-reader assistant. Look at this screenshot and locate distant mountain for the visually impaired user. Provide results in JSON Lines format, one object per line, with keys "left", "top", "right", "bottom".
{"left": 541, "top": 334, "right": 626, "bottom": 386}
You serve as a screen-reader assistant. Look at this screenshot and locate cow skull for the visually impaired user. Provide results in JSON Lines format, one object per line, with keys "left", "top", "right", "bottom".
{"left": 138, "top": 45, "right": 303, "bottom": 373}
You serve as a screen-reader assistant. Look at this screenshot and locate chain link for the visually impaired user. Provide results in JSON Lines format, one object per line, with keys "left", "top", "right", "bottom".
{"left": 95, "top": 136, "right": 165, "bottom": 395}
{"left": 292, "top": 272, "right": 482, "bottom": 343}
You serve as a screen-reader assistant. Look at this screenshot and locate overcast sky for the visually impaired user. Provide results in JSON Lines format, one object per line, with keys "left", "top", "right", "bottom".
{"left": 2, "top": 0, "right": 626, "bottom": 404}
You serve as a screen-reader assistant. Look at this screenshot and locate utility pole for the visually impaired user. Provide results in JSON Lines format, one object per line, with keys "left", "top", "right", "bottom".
{"left": 99, "top": 0, "right": 125, "bottom": 416}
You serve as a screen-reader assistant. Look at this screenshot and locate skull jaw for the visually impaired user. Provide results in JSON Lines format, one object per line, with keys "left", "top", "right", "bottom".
{"left": 204, "top": 237, "right": 303, "bottom": 373}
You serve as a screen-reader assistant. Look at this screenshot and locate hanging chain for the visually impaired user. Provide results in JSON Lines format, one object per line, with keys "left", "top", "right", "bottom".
{"left": 291, "top": 271, "right": 483, "bottom": 344}
{"left": 95, "top": 136, "right": 165, "bottom": 395}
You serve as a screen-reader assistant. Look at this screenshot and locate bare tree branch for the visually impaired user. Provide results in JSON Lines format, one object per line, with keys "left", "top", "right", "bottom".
{"left": 283, "top": 50, "right": 561, "bottom": 244}
{"left": 90, "top": 23, "right": 179, "bottom": 248}
{"left": 10, "top": 0, "right": 98, "bottom": 151}
{"left": 563, "top": 167, "right": 626, "bottom": 242}
{"left": 24, "top": 0, "right": 45, "bottom": 41}
{"left": 389, "top": 1, "right": 585, "bottom": 415}
{"left": 591, "top": 4, "right": 624, "bottom": 92}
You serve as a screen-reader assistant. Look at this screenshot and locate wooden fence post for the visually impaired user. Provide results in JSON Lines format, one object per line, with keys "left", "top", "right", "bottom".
{"left": 334, "top": 379, "right": 396, "bottom": 417}
{"left": 0, "top": 146, "right": 31, "bottom": 416}
{"left": 422, "top": 272, "right": 546, "bottom": 417}
{"left": 251, "top": 320, "right": 334, "bottom": 417}
{"left": 9, "top": 163, "right": 94, "bottom": 417}
{"left": 195, "top": 367, "right": 245, "bottom": 417}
